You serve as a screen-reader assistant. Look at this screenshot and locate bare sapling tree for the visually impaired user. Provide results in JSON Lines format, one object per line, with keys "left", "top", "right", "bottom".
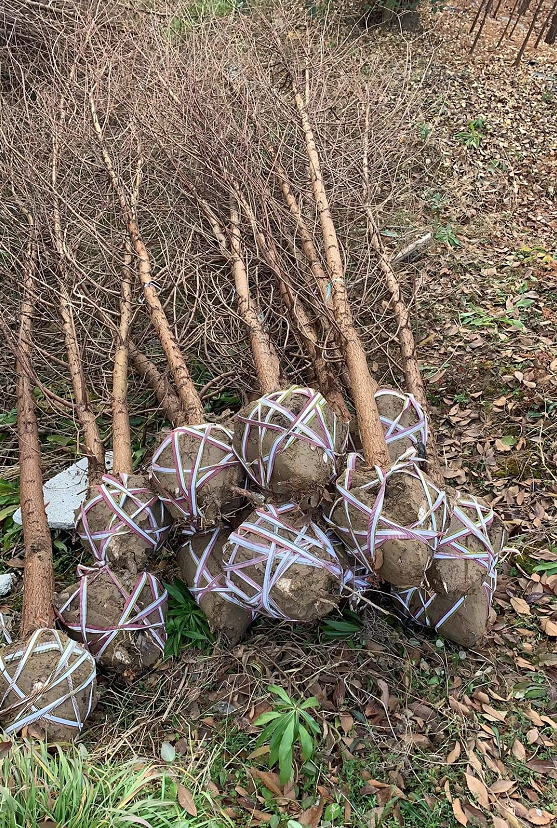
{"left": 89, "top": 81, "right": 205, "bottom": 425}
{"left": 288, "top": 75, "right": 391, "bottom": 468}
{"left": 52, "top": 92, "right": 106, "bottom": 484}
{"left": 16, "top": 206, "right": 55, "bottom": 638}
{"left": 362, "top": 103, "right": 444, "bottom": 485}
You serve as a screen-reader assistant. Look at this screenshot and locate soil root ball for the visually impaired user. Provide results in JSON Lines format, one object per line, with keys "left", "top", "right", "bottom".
{"left": 349, "top": 388, "right": 428, "bottom": 462}
{"left": 326, "top": 454, "right": 448, "bottom": 587}
{"left": 54, "top": 566, "right": 167, "bottom": 676}
{"left": 392, "top": 555, "right": 498, "bottom": 648}
{"left": 150, "top": 424, "right": 243, "bottom": 528}
{"left": 76, "top": 473, "right": 172, "bottom": 574}
{"left": 177, "top": 528, "right": 253, "bottom": 645}
{"left": 0, "top": 628, "right": 97, "bottom": 740}
{"left": 222, "top": 503, "right": 343, "bottom": 621}
{"left": 233, "top": 386, "right": 348, "bottom": 496}
{"left": 427, "top": 491, "right": 505, "bottom": 597}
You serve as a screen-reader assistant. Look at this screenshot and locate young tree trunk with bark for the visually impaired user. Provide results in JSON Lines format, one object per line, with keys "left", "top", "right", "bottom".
{"left": 17, "top": 208, "right": 55, "bottom": 638}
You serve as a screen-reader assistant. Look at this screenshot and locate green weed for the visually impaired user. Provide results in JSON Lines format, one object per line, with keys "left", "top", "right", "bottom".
{"left": 163, "top": 579, "right": 214, "bottom": 659}
{"left": 456, "top": 117, "right": 486, "bottom": 149}
{"left": 0, "top": 479, "right": 22, "bottom": 552}
{"left": 254, "top": 685, "right": 320, "bottom": 784}
{"left": 435, "top": 223, "right": 459, "bottom": 247}
{"left": 320, "top": 609, "right": 364, "bottom": 644}
{"left": 0, "top": 740, "right": 217, "bottom": 828}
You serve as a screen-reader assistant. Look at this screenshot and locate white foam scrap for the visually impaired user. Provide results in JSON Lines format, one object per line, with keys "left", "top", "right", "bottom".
{"left": 0, "top": 573, "right": 14, "bottom": 597}
{"left": 13, "top": 452, "right": 113, "bottom": 531}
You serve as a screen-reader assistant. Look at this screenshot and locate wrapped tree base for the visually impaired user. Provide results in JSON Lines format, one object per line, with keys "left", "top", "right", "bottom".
{"left": 327, "top": 454, "right": 448, "bottom": 587}
{"left": 177, "top": 528, "right": 253, "bottom": 645}
{"left": 427, "top": 492, "right": 505, "bottom": 597}
{"left": 150, "top": 424, "right": 243, "bottom": 528}
{"left": 233, "top": 386, "right": 348, "bottom": 496}
{"left": 223, "top": 503, "right": 343, "bottom": 621}
{"left": 76, "top": 473, "right": 172, "bottom": 574}
{"left": 349, "top": 388, "right": 428, "bottom": 462}
{"left": 392, "top": 561, "right": 497, "bottom": 648}
{"left": 54, "top": 567, "right": 167, "bottom": 675}
{"left": 0, "top": 628, "right": 97, "bottom": 740}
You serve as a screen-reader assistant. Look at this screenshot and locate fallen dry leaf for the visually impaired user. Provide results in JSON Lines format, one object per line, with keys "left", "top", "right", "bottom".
{"left": 526, "top": 708, "right": 545, "bottom": 727}
{"left": 340, "top": 713, "right": 354, "bottom": 735}
{"left": 482, "top": 704, "right": 507, "bottom": 722}
{"left": 540, "top": 618, "right": 557, "bottom": 637}
{"left": 527, "top": 808, "right": 554, "bottom": 825}
{"left": 400, "top": 733, "right": 432, "bottom": 748}
{"left": 298, "top": 799, "right": 324, "bottom": 828}
{"left": 527, "top": 728, "right": 540, "bottom": 744}
{"left": 489, "top": 780, "right": 515, "bottom": 795}
{"left": 447, "top": 742, "right": 461, "bottom": 764}
{"left": 465, "top": 773, "right": 489, "bottom": 808}
{"left": 492, "top": 819, "right": 510, "bottom": 828}
{"left": 249, "top": 769, "right": 283, "bottom": 797}
{"left": 453, "top": 798, "right": 468, "bottom": 826}
{"left": 512, "top": 739, "right": 526, "bottom": 761}
{"left": 510, "top": 597, "right": 531, "bottom": 616}
{"left": 177, "top": 784, "right": 197, "bottom": 817}
{"left": 528, "top": 757, "right": 557, "bottom": 778}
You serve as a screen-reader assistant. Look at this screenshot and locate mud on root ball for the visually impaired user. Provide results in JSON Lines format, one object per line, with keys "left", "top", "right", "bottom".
{"left": 222, "top": 502, "right": 344, "bottom": 622}
{"left": 150, "top": 424, "right": 243, "bottom": 528}
{"left": 348, "top": 388, "right": 429, "bottom": 464}
{"left": 0, "top": 628, "right": 97, "bottom": 740}
{"left": 54, "top": 566, "right": 167, "bottom": 676}
{"left": 177, "top": 527, "right": 253, "bottom": 645}
{"left": 233, "top": 386, "right": 349, "bottom": 496}
{"left": 427, "top": 491, "right": 505, "bottom": 598}
{"left": 76, "top": 473, "right": 172, "bottom": 575}
{"left": 326, "top": 454, "right": 449, "bottom": 588}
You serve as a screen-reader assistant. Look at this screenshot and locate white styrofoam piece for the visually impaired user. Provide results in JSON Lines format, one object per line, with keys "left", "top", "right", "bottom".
{"left": 13, "top": 452, "right": 113, "bottom": 531}
{"left": 0, "top": 573, "right": 14, "bottom": 597}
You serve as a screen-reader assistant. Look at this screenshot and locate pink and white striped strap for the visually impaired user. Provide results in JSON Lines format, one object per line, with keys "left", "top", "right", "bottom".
{"left": 224, "top": 503, "right": 342, "bottom": 620}
{"left": 0, "top": 628, "right": 96, "bottom": 735}
{"left": 236, "top": 387, "right": 346, "bottom": 489}
{"left": 55, "top": 566, "right": 167, "bottom": 658}
{"left": 151, "top": 424, "right": 240, "bottom": 523}
{"left": 77, "top": 473, "right": 171, "bottom": 565}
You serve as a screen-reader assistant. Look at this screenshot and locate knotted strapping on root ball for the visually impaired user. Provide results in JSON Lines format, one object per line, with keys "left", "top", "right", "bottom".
{"left": 54, "top": 567, "right": 167, "bottom": 675}
{"left": 233, "top": 387, "right": 348, "bottom": 496}
{"left": 150, "top": 424, "right": 243, "bottom": 528}
{"left": 76, "top": 473, "right": 172, "bottom": 574}
{"left": 349, "top": 388, "right": 428, "bottom": 462}
{"left": 177, "top": 528, "right": 253, "bottom": 645}
{"left": 392, "top": 556, "right": 498, "bottom": 648}
{"left": 326, "top": 454, "right": 448, "bottom": 588}
{"left": 427, "top": 491, "right": 505, "bottom": 597}
{"left": 222, "top": 503, "right": 344, "bottom": 621}
{"left": 0, "top": 628, "right": 97, "bottom": 740}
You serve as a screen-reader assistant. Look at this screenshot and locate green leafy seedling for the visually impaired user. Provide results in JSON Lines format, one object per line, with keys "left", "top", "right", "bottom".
{"left": 254, "top": 685, "right": 320, "bottom": 785}
{"left": 163, "top": 579, "right": 214, "bottom": 658}
{"left": 320, "top": 609, "right": 364, "bottom": 642}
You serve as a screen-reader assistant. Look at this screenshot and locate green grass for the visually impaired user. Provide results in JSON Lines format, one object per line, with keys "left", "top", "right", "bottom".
{"left": 0, "top": 740, "right": 224, "bottom": 828}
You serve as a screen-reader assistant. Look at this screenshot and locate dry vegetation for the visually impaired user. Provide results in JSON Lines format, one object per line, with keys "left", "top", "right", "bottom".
{"left": 0, "top": 2, "right": 556, "bottom": 827}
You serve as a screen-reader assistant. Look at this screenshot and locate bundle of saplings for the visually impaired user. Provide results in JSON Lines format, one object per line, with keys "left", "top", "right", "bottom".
{"left": 0, "top": 218, "right": 97, "bottom": 739}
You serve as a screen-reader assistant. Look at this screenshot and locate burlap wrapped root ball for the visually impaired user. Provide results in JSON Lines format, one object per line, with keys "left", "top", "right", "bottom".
{"left": 233, "top": 386, "right": 348, "bottom": 496}
{"left": 349, "top": 388, "right": 428, "bottom": 463}
{"left": 150, "top": 424, "right": 243, "bottom": 528}
{"left": 177, "top": 528, "right": 253, "bottom": 644}
{"left": 392, "top": 557, "right": 498, "bottom": 648}
{"left": 54, "top": 566, "right": 167, "bottom": 675}
{"left": 222, "top": 503, "right": 344, "bottom": 621}
{"left": 427, "top": 492, "right": 505, "bottom": 597}
{"left": 76, "top": 473, "right": 173, "bottom": 574}
{"left": 326, "top": 454, "right": 449, "bottom": 588}
{"left": 0, "top": 628, "right": 97, "bottom": 740}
